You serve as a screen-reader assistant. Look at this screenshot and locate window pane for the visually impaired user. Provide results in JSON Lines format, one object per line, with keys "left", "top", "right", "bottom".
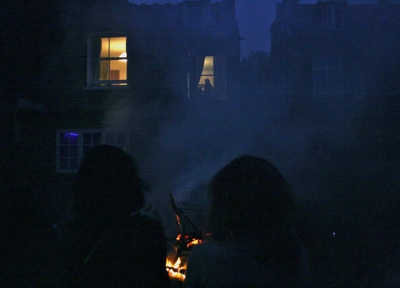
{"left": 69, "top": 133, "right": 79, "bottom": 144}
{"left": 99, "top": 60, "right": 110, "bottom": 80}
{"left": 70, "top": 145, "right": 78, "bottom": 157}
{"left": 59, "top": 133, "right": 68, "bottom": 145}
{"left": 109, "top": 37, "right": 126, "bottom": 58}
{"left": 93, "top": 133, "right": 102, "bottom": 145}
{"left": 69, "top": 158, "right": 79, "bottom": 170}
{"left": 60, "top": 146, "right": 68, "bottom": 158}
{"left": 100, "top": 37, "right": 110, "bottom": 57}
{"left": 110, "top": 60, "right": 127, "bottom": 80}
{"left": 83, "top": 132, "right": 92, "bottom": 145}
{"left": 60, "top": 158, "right": 68, "bottom": 170}
{"left": 202, "top": 56, "right": 214, "bottom": 76}
{"left": 89, "top": 36, "right": 127, "bottom": 87}
{"left": 197, "top": 56, "right": 215, "bottom": 93}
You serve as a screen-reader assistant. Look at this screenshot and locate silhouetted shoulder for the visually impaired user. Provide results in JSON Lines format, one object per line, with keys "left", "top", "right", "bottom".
{"left": 81, "top": 214, "right": 170, "bottom": 288}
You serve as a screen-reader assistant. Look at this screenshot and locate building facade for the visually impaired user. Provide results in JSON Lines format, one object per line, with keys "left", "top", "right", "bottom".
{"left": 0, "top": 0, "right": 240, "bottom": 221}
{"left": 269, "top": 0, "right": 400, "bottom": 119}
{"left": 2, "top": 0, "right": 240, "bottom": 178}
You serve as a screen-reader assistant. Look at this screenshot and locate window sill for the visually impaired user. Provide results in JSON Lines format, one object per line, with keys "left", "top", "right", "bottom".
{"left": 56, "top": 169, "right": 78, "bottom": 174}
{"left": 84, "top": 85, "right": 130, "bottom": 91}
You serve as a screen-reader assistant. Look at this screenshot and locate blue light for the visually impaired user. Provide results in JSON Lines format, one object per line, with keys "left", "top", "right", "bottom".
{"left": 63, "top": 132, "right": 79, "bottom": 138}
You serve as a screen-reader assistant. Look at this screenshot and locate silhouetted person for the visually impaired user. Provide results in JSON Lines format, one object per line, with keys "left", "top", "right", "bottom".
{"left": 183, "top": 155, "right": 309, "bottom": 288}
{"left": 203, "top": 78, "right": 213, "bottom": 93}
{"left": 58, "top": 145, "right": 170, "bottom": 287}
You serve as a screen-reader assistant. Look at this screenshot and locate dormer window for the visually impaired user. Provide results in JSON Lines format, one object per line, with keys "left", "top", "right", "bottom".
{"left": 324, "top": 4, "right": 344, "bottom": 30}
{"left": 87, "top": 34, "right": 128, "bottom": 88}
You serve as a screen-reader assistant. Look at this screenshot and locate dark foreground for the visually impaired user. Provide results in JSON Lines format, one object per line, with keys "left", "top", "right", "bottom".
{"left": 1, "top": 187, "right": 399, "bottom": 287}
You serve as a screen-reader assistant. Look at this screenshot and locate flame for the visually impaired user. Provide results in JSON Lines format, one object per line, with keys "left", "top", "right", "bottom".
{"left": 166, "top": 257, "right": 186, "bottom": 280}
{"left": 187, "top": 238, "right": 201, "bottom": 247}
{"left": 175, "top": 234, "right": 203, "bottom": 248}
{"left": 165, "top": 235, "right": 203, "bottom": 281}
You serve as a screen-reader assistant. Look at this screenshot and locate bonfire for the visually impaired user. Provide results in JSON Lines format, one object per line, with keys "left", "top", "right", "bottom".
{"left": 165, "top": 194, "right": 204, "bottom": 281}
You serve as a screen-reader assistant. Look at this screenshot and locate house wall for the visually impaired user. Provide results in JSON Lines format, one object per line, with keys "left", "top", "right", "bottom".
{"left": 3, "top": 0, "right": 240, "bottom": 222}
{"left": 269, "top": 0, "right": 400, "bottom": 122}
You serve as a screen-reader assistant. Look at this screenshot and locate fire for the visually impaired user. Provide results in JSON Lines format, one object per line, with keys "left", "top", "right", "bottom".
{"left": 165, "top": 234, "right": 203, "bottom": 281}
{"left": 176, "top": 234, "right": 203, "bottom": 248}
{"left": 166, "top": 194, "right": 205, "bottom": 281}
{"left": 166, "top": 257, "right": 186, "bottom": 280}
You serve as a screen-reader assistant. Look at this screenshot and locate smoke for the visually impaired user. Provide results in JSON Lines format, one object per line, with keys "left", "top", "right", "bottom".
{"left": 103, "top": 88, "right": 310, "bottom": 201}
{"left": 98, "top": 1, "right": 399, "bottom": 240}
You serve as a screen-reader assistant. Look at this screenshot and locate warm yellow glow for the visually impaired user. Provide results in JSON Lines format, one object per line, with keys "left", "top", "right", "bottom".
{"left": 199, "top": 56, "right": 214, "bottom": 88}
{"left": 187, "top": 239, "right": 201, "bottom": 248}
{"left": 202, "top": 56, "right": 214, "bottom": 75}
{"left": 100, "top": 37, "right": 126, "bottom": 57}
{"left": 165, "top": 235, "right": 203, "bottom": 281}
{"left": 98, "top": 37, "right": 127, "bottom": 81}
{"left": 119, "top": 52, "right": 127, "bottom": 62}
{"left": 166, "top": 257, "right": 186, "bottom": 280}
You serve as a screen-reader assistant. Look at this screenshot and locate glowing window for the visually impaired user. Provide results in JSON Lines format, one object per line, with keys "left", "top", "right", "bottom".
{"left": 87, "top": 35, "right": 127, "bottom": 88}
{"left": 198, "top": 56, "right": 215, "bottom": 91}
{"left": 191, "top": 56, "right": 227, "bottom": 99}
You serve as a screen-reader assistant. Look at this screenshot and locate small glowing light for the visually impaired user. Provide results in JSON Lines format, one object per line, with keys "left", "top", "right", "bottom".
{"left": 119, "top": 52, "right": 127, "bottom": 62}
{"left": 64, "top": 132, "right": 78, "bottom": 137}
{"left": 332, "top": 232, "right": 336, "bottom": 236}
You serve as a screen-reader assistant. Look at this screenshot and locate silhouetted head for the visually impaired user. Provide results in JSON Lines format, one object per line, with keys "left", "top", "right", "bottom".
{"left": 206, "top": 155, "right": 294, "bottom": 241}
{"left": 72, "top": 145, "right": 145, "bottom": 226}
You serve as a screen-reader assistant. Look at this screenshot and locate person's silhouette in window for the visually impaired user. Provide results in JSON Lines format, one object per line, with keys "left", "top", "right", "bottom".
{"left": 203, "top": 78, "right": 213, "bottom": 94}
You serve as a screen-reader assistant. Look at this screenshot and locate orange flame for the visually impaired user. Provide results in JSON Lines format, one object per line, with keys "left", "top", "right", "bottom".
{"left": 165, "top": 235, "right": 203, "bottom": 281}
{"left": 166, "top": 257, "right": 186, "bottom": 280}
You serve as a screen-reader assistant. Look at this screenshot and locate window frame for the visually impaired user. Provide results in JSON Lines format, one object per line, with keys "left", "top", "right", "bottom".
{"left": 86, "top": 33, "right": 129, "bottom": 89}
{"left": 56, "top": 129, "right": 132, "bottom": 173}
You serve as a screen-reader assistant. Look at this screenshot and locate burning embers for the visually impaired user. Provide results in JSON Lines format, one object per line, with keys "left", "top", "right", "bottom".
{"left": 166, "top": 194, "right": 204, "bottom": 281}
{"left": 166, "top": 234, "right": 203, "bottom": 280}
{"left": 166, "top": 255, "right": 186, "bottom": 280}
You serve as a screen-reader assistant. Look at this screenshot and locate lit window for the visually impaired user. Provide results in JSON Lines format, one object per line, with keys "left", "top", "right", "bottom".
{"left": 312, "top": 57, "right": 343, "bottom": 97}
{"left": 56, "top": 130, "right": 131, "bottom": 173}
{"left": 87, "top": 35, "right": 127, "bottom": 87}
{"left": 189, "top": 56, "right": 227, "bottom": 99}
